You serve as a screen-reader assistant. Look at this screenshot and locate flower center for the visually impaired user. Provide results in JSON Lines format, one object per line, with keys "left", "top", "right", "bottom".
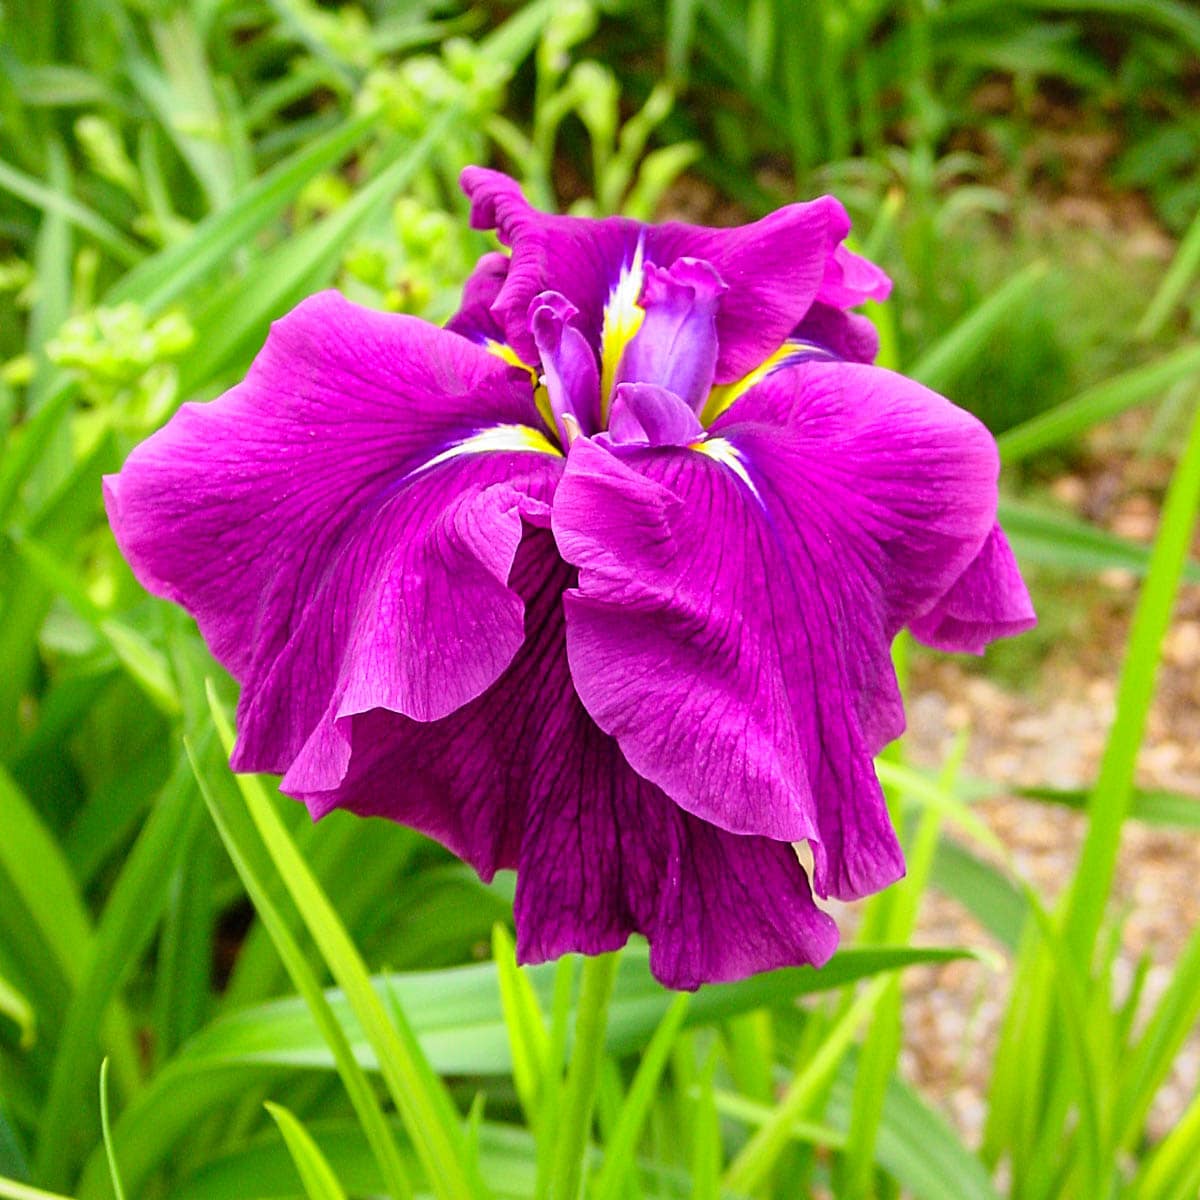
{"left": 521, "top": 255, "right": 840, "bottom": 451}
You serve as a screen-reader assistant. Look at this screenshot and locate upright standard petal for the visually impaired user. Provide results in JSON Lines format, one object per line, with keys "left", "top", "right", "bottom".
{"left": 552, "top": 362, "right": 1001, "bottom": 901}
{"left": 529, "top": 291, "right": 601, "bottom": 440}
{"left": 461, "top": 167, "right": 854, "bottom": 383}
{"left": 614, "top": 258, "right": 726, "bottom": 412}
{"left": 285, "top": 532, "right": 837, "bottom": 990}
{"left": 105, "top": 290, "right": 562, "bottom": 794}
{"left": 606, "top": 382, "right": 704, "bottom": 448}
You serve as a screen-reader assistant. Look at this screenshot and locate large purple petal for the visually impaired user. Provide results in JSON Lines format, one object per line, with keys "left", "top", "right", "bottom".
{"left": 105, "top": 290, "right": 561, "bottom": 793}
{"left": 286, "top": 531, "right": 565, "bottom": 878}
{"left": 552, "top": 363, "right": 1003, "bottom": 901}
{"left": 514, "top": 709, "right": 839, "bottom": 990}
{"left": 460, "top": 167, "right": 853, "bottom": 383}
{"left": 909, "top": 522, "right": 1037, "bottom": 654}
{"left": 288, "top": 532, "right": 837, "bottom": 989}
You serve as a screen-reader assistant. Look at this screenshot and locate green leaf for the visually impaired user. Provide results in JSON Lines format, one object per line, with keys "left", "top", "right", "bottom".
{"left": 491, "top": 924, "right": 549, "bottom": 1128}
{"left": 175, "top": 108, "right": 459, "bottom": 394}
{"left": 34, "top": 751, "right": 203, "bottom": 1185}
{"left": 724, "top": 978, "right": 889, "bottom": 1194}
{"left": 1137, "top": 201, "right": 1200, "bottom": 340}
{"left": 0, "top": 1179, "right": 78, "bottom": 1200}
{"left": 264, "top": 1102, "right": 348, "bottom": 1200}
{"left": 909, "top": 261, "right": 1049, "bottom": 393}
{"left": 80, "top": 944, "right": 971, "bottom": 1196}
{"left": 998, "top": 497, "right": 1200, "bottom": 581}
{"left": 105, "top": 114, "right": 375, "bottom": 313}
{"left": 0, "top": 763, "right": 95, "bottom": 994}
{"left": 1017, "top": 784, "right": 1200, "bottom": 829}
{"left": 0, "top": 972, "right": 34, "bottom": 1049}
{"left": 1114, "top": 921, "right": 1200, "bottom": 1153}
{"left": 1131, "top": 1085, "right": 1200, "bottom": 1200}
{"left": 0, "top": 157, "right": 143, "bottom": 266}
{"left": 9, "top": 532, "right": 180, "bottom": 716}
{"left": 835, "top": 1071, "right": 1001, "bottom": 1200}
{"left": 205, "top": 685, "right": 487, "bottom": 1200}
{"left": 997, "top": 343, "right": 1200, "bottom": 464}
{"left": 592, "top": 994, "right": 690, "bottom": 1200}
{"left": 99, "top": 1059, "right": 127, "bottom": 1200}
{"left": 931, "top": 839, "right": 1027, "bottom": 950}
{"left": 1061, "top": 402, "right": 1200, "bottom": 961}
{"left": 186, "top": 732, "right": 413, "bottom": 1200}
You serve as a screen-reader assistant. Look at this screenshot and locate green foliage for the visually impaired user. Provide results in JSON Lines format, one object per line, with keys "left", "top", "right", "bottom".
{"left": 2, "top": 1, "right": 1200, "bottom": 1198}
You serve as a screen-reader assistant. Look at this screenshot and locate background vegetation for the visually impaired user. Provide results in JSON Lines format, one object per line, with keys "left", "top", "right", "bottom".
{"left": 1, "top": 1, "right": 1199, "bottom": 1197}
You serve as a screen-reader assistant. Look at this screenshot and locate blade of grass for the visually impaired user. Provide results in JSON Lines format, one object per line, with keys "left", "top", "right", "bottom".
{"left": 0, "top": 973, "right": 34, "bottom": 1049}
{"left": 1016, "top": 784, "right": 1200, "bottom": 829}
{"left": 997, "top": 343, "right": 1200, "bottom": 464}
{"left": 1136, "top": 202, "right": 1200, "bottom": 340}
{"left": 99, "top": 1059, "right": 127, "bottom": 1200}
{"left": 265, "top": 1102, "right": 348, "bottom": 1200}
{"left": 205, "top": 683, "right": 488, "bottom": 1200}
{"left": 491, "top": 924, "right": 549, "bottom": 1129}
{"left": 1113, "top": 920, "right": 1200, "bottom": 1153}
{"left": 592, "top": 993, "right": 690, "bottom": 1200}
{"left": 724, "top": 977, "right": 890, "bottom": 1194}
{"left": 0, "top": 1181, "right": 76, "bottom": 1200}
{"left": 689, "top": 1045, "right": 721, "bottom": 1200}
{"left": 843, "top": 743, "right": 968, "bottom": 1196}
{"left": 186, "top": 733, "right": 413, "bottom": 1200}
{"left": 0, "top": 763, "right": 140, "bottom": 1089}
{"left": 25, "top": 138, "right": 71, "bottom": 419}
{"left": 9, "top": 531, "right": 179, "bottom": 717}
{"left": 78, "top": 942, "right": 972, "bottom": 1196}
{"left": 105, "top": 113, "right": 375, "bottom": 312}
{"left": 34, "top": 751, "right": 203, "bottom": 1185}
{"left": 931, "top": 839, "right": 1027, "bottom": 950}
{"left": 176, "top": 108, "right": 458, "bottom": 394}
{"left": 0, "top": 159, "right": 142, "bottom": 266}
{"left": 909, "top": 261, "right": 1049, "bottom": 393}
{"left": 1131, "top": 1084, "right": 1200, "bottom": 1200}
{"left": 1061, "top": 401, "right": 1200, "bottom": 963}
{"left": 997, "top": 497, "right": 1200, "bottom": 581}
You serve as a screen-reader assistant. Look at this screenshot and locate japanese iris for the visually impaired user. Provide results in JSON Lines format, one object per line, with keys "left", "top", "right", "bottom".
{"left": 105, "top": 168, "right": 1035, "bottom": 989}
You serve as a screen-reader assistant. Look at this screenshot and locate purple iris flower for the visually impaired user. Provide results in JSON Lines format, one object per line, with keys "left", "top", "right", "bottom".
{"left": 104, "top": 168, "right": 1035, "bottom": 989}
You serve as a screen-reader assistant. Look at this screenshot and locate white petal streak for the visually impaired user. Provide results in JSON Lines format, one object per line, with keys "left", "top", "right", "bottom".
{"left": 412, "top": 424, "right": 563, "bottom": 478}
{"left": 691, "top": 437, "right": 762, "bottom": 503}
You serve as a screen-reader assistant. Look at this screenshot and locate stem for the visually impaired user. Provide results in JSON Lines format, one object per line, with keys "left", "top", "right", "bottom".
{"left": 548, "top": 951, "right": 622, "bottom": 1200}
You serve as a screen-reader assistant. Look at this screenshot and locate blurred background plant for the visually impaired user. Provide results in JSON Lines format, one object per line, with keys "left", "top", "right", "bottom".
{"left": 1, "top": 1, "right": 1199, "bottom": 1198}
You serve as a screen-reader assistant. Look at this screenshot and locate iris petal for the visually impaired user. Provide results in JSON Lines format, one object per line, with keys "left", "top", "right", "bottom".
{"left": 530, "top": 291, "right": 602, "bottom": 442}
{"left": 910, "top": 522, "right": 1037, "bottom": 653}
{"left": 614, "top": 257, "right": 726, "bottom": 414}
{"left": 607, "top": 382, "right": 704, "bottom": 447}
{"left": 553, "top": 359, "right": 1002, "bottom": 901}
{"left": 105, "top": 290, "right": 561, "bottom": 800}
{"left": 287, "top": 532, "right": 837, "bottom": 989}
{"left": 461, "top": 166, "right": 853, "bottom": 385}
